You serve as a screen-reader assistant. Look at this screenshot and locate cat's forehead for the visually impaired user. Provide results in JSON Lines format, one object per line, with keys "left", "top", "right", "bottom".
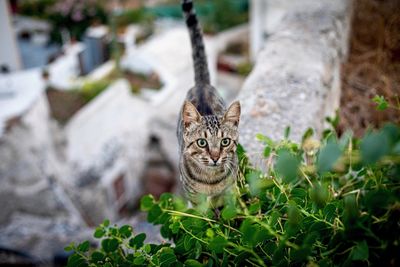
{"left": 202, "top": 115, "right": 221, "bottom": 134}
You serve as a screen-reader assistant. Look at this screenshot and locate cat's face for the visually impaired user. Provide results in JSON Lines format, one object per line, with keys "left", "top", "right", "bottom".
{"left": 182, "top": 101, "right": 241, "bottom": 168}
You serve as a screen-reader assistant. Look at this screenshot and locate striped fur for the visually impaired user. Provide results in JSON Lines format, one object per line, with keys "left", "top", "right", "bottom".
{"left": 177, "top": 0, "right": 241, "bottom": 207}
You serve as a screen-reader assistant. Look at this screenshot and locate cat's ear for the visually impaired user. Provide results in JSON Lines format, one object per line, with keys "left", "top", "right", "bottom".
{"left": 182, "top": 101, "right": 202, "bottom": 128}
{"left": 223, "top": 101, "right": 241, "bottom": 126}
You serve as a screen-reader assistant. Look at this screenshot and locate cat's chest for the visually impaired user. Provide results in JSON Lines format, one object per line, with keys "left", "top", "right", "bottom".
{"left": 181, "top": 162, "right": 236, "bottom": 196}
{"left": 191, "top": 175, "right": 235, "bottom": 196}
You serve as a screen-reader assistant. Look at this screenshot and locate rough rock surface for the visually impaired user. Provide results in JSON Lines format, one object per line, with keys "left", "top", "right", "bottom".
{"left": 239, "top": 0, "right": 353, "bottom": 163}
{"left": 0, "top": 93, "right": 86, "bottom": 260}
{"left": 0, "top": 214, "right": 90, "bottom": 262}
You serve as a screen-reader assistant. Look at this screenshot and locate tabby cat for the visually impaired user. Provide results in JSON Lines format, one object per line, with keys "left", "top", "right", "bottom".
{"left": 177, "top": 0, "right": 241, "bottom": 207}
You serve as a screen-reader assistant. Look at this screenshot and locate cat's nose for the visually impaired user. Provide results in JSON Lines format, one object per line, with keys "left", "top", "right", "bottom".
{"left": 211, "top": 156, "right": 219, "bottom": 164}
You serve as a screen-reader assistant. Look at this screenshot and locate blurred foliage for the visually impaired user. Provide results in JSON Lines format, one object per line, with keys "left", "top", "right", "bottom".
{"left": 18, "top": 0, "right": 108, "bottom": 43}
{"left": 66, "top": 121, "right": 400, "bottom": 266}
{"left": 72, "top": 68, "right": 163, "bottom": 102}
{"left": 202, "top": 0, "right": 249, "bottom": 34}
{"left": 146, "top": 0, "right": 248, "bottom": 34}
{"left": 47, "top": 1, "right": 107, "bottom": 43}
{"left": 79, "top": 79, "right": 111, "bottom": 102}
{"left": 372, "top": 94, "right": 400, "bottom": 112}
{"left": 114, "top": 8, "right": 155, "bottom": 29}
{"left": 236, "top": 61, "right": 253, "bottom": 76}
{"left": 18, "top": 0, "right": 248, "bottom": 44}
{"left": 18, "top": 0, "right": 56, "bottom": 16}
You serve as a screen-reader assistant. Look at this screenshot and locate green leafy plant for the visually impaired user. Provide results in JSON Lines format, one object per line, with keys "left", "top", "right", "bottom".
{"left": 20, "top": 0, "right": 109, "bottom": 43}
{"left": 114, "top": 8, "right": 154, "bottom": 29}
{"left": 67, "top": 124, "right": 400, "bottom": 266}
{"left": 372, "top": 94, "right": 400, "bottom": 112}
{"left": 203, "top": 0, "right": 249, "bottom": 34}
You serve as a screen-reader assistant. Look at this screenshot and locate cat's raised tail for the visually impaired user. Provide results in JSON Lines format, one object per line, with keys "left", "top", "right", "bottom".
{"left": 181, "top": 0, "right": 210, "bottom": 85}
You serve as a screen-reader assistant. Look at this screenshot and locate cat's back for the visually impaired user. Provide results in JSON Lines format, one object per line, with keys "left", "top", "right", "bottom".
{"left": 185, "top": 83, "right": 226, "bottom": 117}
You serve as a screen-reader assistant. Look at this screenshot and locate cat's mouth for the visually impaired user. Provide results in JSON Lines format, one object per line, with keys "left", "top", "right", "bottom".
{"left": 209, "top": 163, "right": 220, "bottom": 167}
{"left": 197, "top": 159, "right": 221, "bottom": 168}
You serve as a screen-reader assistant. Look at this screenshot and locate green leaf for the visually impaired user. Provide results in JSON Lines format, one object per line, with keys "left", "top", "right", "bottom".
{"left": 275, "top": 150, "right": 300, "bottom": 183}
{"left": 263, "top": 146, "right": 271, "bottom": 158}
{"left": 302, "top": 127, "right": 314, "bottom": 143}
{"left": 134, "top": 255, "right": 146, "bottom": 265}
{"left": 147, "top": 204, "right": 162, "bottom": 223}
{"left": 372, "top": 95, "right": 388, "bottom": 110}
{"left": 287, "top": 203, "right": 302, "bottom": 226}
{"left": 248, "top": 202, "right": 261, "bottom": 214}
{"left": 160, "top": 192, "right": 173, "bottom": 203}
{"left": 364, "top": 189, "right": 393, "bottom": 211}
{"left": 234, "top": 251, "right": 252, "bottom": 265}
{"left": 268, "top": 211, "right": 281, "bottom": 226}
{"left": 339, "top": 131, "right": 353, "bottom": 150}
{"left": 291, "top": 188, "right": 307, "bottom": 199}
{"left": 236, "top": 143, "right": 246, "bottom": 161}
{"left": 284, "top": 126, "right": 291, "bottom": 139}
{"left": 67, "top": 254, "right": 86, "bottom": 267}
{"left": 130, "top": 233, "right": 146, "bottom": 249}
{"left": 144, "top": 244, "right": 152, "bottom": 253}
{"left": 159, "top": 249, "right": 177, "bottom": 266}
{"left": 360, "top": 131, "right": 389, "bottom": 164}
{"left": 94, "top": 228, "right": 105, "bottom": 239}
{"left": 251, "top": 176, "right": 274, "bottom": 196}
{"left": 160, "top": 224, "right": 172, "bottom": 239}
{"left": 325, "top": 111, "right": 340, "bottom": 128}
{"left": 91, "top": 251, "right": 105, "bottom": 263}
{"left": 101, "top": 238, "right": 119, "bottom": 253}
{"left": 119, "top": 225, "right": 133, "bottom": 238}
{"left": 206, "top": 228, "right": 214, "bottom": 238}
{"left": 256, "top": 133, "right": 274, "bottom": 146}
{"left": 184, "top": 259, "right": 204, "bottom": 267}
{"left": 77, "top": 241, "right": 90, "bottom": 252}
{"left": 64, "top": 243, "right": 74, "bottom": 252}
{"left": 310, "top": 183, "right": 329, "bottom": 208}
{"left": 351, "top": 240, "right": 369, "bottom": 261}
{"left": 184, "top": 235, "right": 195, "bottom": 250}
{"left": 209, "top": 236, "right": 227, "bottom": 254}
{"left": 141, "top": 195, "right": 155, "bottom": 211}
{"left": 239, "top": 219, "right": 265, "bottom": 246}
{"left": 221, "top": 205, "right": 237, "bottom": 220}
{"left": 323, "top": 203, "right": 337, "bottom": 222}
{"left": 381, "top": 123, "right": 400, "bottom": 145}
{"left": 194, "top": 241, "right": 202, "bottom": 259}
{"left": 317, "top": 142, "right": 342, "bottom": 173}
{"left": 172, "top": 196, "right": 187, "bottom": 211}
{"left": 394, "top": 142, "right": 400, "bottom": 155}
{"left": 343, "top": 194, "right": 358, "bottom": 225}
{"left": 102, "top": 219, "right": 110, "bottom": 227}
{"left": 170, "top": 221, "right": 180, "bottom": 234}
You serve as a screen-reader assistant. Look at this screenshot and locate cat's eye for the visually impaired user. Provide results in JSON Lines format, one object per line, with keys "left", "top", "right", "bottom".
{"left": 196, "top": 139, "right": 208, "bottom": 148}
{"left": 221, "top": 138, "right": 231, "bottom": 147}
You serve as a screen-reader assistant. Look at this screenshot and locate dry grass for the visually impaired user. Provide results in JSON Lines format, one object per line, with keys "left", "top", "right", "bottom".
{"left": 338, "top": 0, "right": 400, "bottom": 137}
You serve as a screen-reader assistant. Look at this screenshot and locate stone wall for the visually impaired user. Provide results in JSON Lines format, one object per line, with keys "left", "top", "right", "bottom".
{"left": 65, "top": 80, "right": 150, "bottom": 224}
{"left": 239, "top": 0, "right": 353, "bottom": 162}
{"left": 0, "top": 93, "right": 88, "bottom": 260}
